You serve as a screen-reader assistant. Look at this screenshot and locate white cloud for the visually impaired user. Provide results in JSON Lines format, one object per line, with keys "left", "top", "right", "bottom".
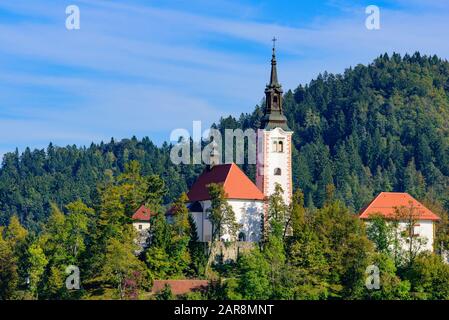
{"left": 0, "top": 0, "right": 448, "bottom": 156}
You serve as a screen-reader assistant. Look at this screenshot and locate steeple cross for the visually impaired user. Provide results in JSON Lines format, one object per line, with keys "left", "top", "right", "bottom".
{"left": 272, "top": 37, "right": 277, "bottom": 50}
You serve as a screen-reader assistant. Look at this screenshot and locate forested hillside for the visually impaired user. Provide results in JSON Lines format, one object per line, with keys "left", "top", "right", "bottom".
{"left": 1, "top": 52, "right": 449, "bottom": 229}
{"left": 0, "top": 139, "right": 203, "bottom": 229}
{"left": 219, "top": 52, "right": 449, "bottom": 211}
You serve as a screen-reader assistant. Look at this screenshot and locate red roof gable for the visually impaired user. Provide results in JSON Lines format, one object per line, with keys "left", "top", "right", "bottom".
{"left": 187, "top": 163, "right": 265, "bottom": 202}
{"left": 132, "top": 205, "right": 153, "bottom": 221}
{"left": 359, "top": 192, "right": 440, "bottom": 221}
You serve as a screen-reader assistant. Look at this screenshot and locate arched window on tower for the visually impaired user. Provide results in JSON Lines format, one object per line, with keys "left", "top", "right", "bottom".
{"left": 278, "top": 141, "right": 284, "bottom": 153}
{"left": 272, "top": 141, "right": 278, "bottom": 152}
{"left": 238, "top": 232, "right": 246, "bottom": 242}
{"left": 274, "top": 168, "right": 281, "bottom": 176}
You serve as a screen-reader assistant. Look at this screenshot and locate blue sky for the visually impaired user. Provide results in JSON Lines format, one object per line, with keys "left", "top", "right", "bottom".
{"left": 0, "top": 0, "right": 449, "bottom": 157}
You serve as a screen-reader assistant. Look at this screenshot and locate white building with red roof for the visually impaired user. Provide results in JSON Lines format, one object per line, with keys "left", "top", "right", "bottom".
{"left": 186, "top": 45, "right": 293, "bottom": 242}
{"left": 359, "top": 192, "right": 440, "bottom": 253}
{"left": 187, "top": 163, "right": 266, "bottom": 242}
{"left": 132, "top": 204, "right": 154, "bottom": 248}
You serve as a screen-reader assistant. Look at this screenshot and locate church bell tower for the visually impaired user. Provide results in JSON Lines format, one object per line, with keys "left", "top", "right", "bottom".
{"left": 256, "top": 38, "right": 293, "bottom": 205}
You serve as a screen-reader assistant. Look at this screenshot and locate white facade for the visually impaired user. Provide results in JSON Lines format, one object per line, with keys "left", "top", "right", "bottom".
{"left": 256, "top": 127, "right": 293, "bottom": 205}
{"left": 364, "top": 219, "right": 436, "bottom": 253}
{"left": 395, "top": 220, "right": 435, "bottom": 253}
{"left": 132, "top": 221, "right": 151, "bottom": 250}
{"left": 132, "top": 221, "right": 151, "bottom": 232}
{"left": 190, "top": 199, "right": 264, "bottom": 242}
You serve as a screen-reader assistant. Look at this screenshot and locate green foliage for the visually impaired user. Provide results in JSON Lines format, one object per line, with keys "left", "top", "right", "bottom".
{"left": 145, "top": 246, "right": 171, "bottom": 280}
{"left": 1, "top": 53, "right": 449, "bottom": 300}
{"left": 167, "top": 193, "right": 191, "bottom": 276}
{"left": 156, "top": 283, "right": 174, "bottom": 300}
{"left": 313, "top": 201, "right": 374, "bottom": 298}
{"left": 364, "top": 253, "right": 411, "bottom": 300}
{"left": 3, "top": 215, "right": 28, "bottom": 246}
{"left": 425, "top": 198, "right": 449, "bottom": 253}
{"left": 366, "top": 214, "right": 395, "bottom": 255}
{"left": 2, "top": 215, "right": 29, "bottom": 292}
{"left": 235, "top": 249, "right": 271, "bottom": 299}
{"left": 207, "top": 183, "right": 239, "bottom": 241}
{"left": 145, "top": 213, "right": 171, "bottom": 279}
{"left": 187, "top": 214, "right": 207, "bottom": 277}
{"left": 102, "top": 233, "right": 148, "bottom": 299}
{"left": 27, "top": 242, "right": 48, "bottom": 298}
{"left": 229, "top": 187, "right": 290, "bottom": 300}
{"left": 0, "top": 139, "right": 202, "bottom": 230}
{"left": 287, "top": 223, "right": 330, "bottom": 299}
{"left": 0, "top": 232, "right": 19, "bottom": 299}
{"left": 266, "top": 183, "right": 289, "bottom": 239}
{"left": 394, "top": 204, "right": 429, "bottom": 267}
{"left": 145, "top": 193, "right": 194, "bottom": 280}
{"left": 404, "top": 253, "right": 449, "bottom": 300}
{"left": 290, "top": 189, "right": 305, "bottom": 237}
{"left": 0, "top": 162, "right": 203, "bottom": 299}
{"left": 213, "top": 53, "right": 449, "bottom": 213}
{"left": 146, "top": 174, "right": 169, "bottom": 211}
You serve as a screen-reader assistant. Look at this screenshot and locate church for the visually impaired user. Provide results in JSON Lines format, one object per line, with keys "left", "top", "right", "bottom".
{"left": 186, "top": 44, "right": 293, "bottom": 242}
{"left": 131, "top": 45, "right": 441, "bottom": 256}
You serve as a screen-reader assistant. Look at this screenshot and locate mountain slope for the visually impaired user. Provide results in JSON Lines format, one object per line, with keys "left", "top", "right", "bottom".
{"left": 1, "top": 52, "right": 449, "bottom": 228}
{"left": 221, "top": 52, "right": 449, "bottom": 210}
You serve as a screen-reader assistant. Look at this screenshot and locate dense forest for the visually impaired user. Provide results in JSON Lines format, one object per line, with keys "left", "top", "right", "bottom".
{"left": 1, "top": 164, "right": 448, "bottom": 300}
{"left": 0, "top": 139, "right": 203, "bottom": 230}
{"left": 1, "top": 52, "right": 449, "bottom": 300}
{"left": 1, "top": 52, "right": 448, "bottom": 230}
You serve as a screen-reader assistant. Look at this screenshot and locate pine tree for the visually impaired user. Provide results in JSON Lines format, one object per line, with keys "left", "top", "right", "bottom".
{"left": 0, "top": 232, "right": 19, "bottom": 299}
{"left": 290, "top": 189, "right": 305, "bottom": 238}
{"left": 27, "top": 242, "right": 48, "bottom": 299}
{"left": 103, "top": 231, "right": 148, "bottom": 299}
{"left": 207, "top": 183, "right": 239, "bottom": 241}
{"left": 187, "top": 214, "right": 207, "bottom": 277}
{"left": 167, "top": 193, "right": 191, "bottom": 276}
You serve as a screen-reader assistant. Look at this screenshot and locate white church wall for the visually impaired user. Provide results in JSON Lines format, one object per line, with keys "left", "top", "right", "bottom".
{"left": 190, "top": 209, "right": 212, "bottom": 242}
{"left": 228, "top": 199, "right": 264, "bottom": 242}
{"left": 189, "top": 199, "right": 263, "bottom": 242}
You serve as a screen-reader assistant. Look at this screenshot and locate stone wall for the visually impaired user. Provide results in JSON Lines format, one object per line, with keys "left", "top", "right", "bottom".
{"left": 208, "top": 241, "right": 256, "bottom": 264}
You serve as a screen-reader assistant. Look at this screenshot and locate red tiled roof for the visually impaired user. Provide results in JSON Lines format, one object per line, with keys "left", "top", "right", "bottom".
{"left": 359, "top": 192, "right": 440, "bottom": 221}
{"left": 152, "top": 280, "right": 209, "bottom": 296}
{"left": 131, "top": 205, "right": 154, "bottom": 221}
{"left": 187, "top": 163, "right": 265, "bottom": 202}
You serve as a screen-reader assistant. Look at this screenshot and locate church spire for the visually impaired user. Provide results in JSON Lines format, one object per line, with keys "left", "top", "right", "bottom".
{"left": 269, "top": 37, "right": 279, "bottom": 86}
{"left": 260, "top": 37, "right": 290, "bottom": 131}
